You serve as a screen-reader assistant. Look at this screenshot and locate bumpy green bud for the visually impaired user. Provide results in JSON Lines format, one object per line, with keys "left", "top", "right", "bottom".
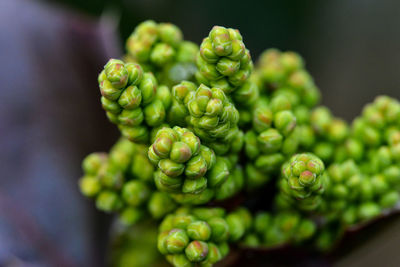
{"left": 119, "top": 207, "right": 144, "bottom": 226}
{"left": 232, "top": 81, "right": 259, "bottom": 108}
{"left": 191, "top": 207, "right": 225, "bottom": 221}
{"left": 358, "top": 202, "right": 381, "bottom": 221}
{"left": 274, "top": 110, "right": 297, "bottom": 136}
{"left": 185, "top": 241, "right": 209, "bottom": 262}
{"left": 188, "top": 84, "right": 239, "bottom": 141}
{"left": 158, "top": 23, "right": 183, "bottom": 47}
{"left": 294, "top": 219, "right": 316, "bottom": 243}
{"left": 187, "top": 221, "right": 212, "bottom": 241}
{"left": 96, "top": 191, "right": 123, "bottom": 212}
{"left": 158, "top": 231, "right": 170, "bottom": 255}
{"left": 166, "top": 229, "right": 190, "bottom": 254}
{"left": 201, "top": 243, "right": 222, "bottom": 265}
{"left": 98, "top": 59, "right": 168, "bottom": 143}
{"left": 122, "top": 180, "right": 150, "bottom": 207}
{"left": 97, "top": 163, "right": 124, "bottom": 189}
{"left": 282, "top": 153, "right": 325, "bottom": 202}
{"left": 310, "top": 106, "right": 332, "bottom": 135}
{"left": 148, "top": 192, "right": 176, "bottom": 219}
{"left": 168, "top": 254, "right": 193, "bottom": 267}
{"left": 79, "top": 175, "right": 101, "bottom": 197}
{"left": 226, "top": 213, "right": 245, "bottom": 242}
{"left": 215, "top": 165, "right": 244, "bottom": 200}
{"left": 379, "top": 190, "right": 400, "bottom": 209}
{"left": 258, "top": 128, "right": 283, "bottom": 154}
{"left": 82, "top": 152, "right": 107, "bottom": 175}
{"left": 197, "top": 26, "right": 252, "bottom": 93}
{"left": 208, "top": 217, "right": 230, "bottom": 242}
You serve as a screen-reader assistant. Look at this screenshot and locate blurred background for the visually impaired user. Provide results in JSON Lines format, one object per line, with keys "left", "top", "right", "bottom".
{"left": 1, "top": 0, "right": 400, "bottom": 266}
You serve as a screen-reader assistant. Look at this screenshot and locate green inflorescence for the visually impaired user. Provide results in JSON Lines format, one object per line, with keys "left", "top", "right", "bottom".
{"left": 80, "top": 21, "right": 400, "bottom": 266}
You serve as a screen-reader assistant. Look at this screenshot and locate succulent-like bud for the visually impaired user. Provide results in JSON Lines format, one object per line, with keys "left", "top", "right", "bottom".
{"left": 148, "top": 126, "right": 221, "bottom": 197}
{"left": 281, "top": 153, "right": 325, "bottom": 211}
{"left": 82, "top": 152, "right": 108, "bottom": 176}
{"left": 126, "top": 20, "right": 183, "bottom": 67}
{"left": 255, "top": 49, "right": 320, "bottom": 107}
{"left": 166, "top": 229, "right": 190, "bottom": 254}
{"left": 95, "top": 190, "right": 123, "bottom": 213}
{"left": 99, "top": 59, "right": 169, "bottom": 143}
{"left": 197, "top": 26, "right": 253, "bottom": 93}
{"left": 122, "top": 180, "right": 151, "bottom": 207}
{"left": 79, "top": 175, "right": 102, "bottom": 197}
{"left": 187, "top": 84, "right": 239, "bottom": 142}
{"left": 187, "top": 221, "right": 212, "bottom": 241}
{"left": 185, "top": 241, "right": 209, "bottom": 262}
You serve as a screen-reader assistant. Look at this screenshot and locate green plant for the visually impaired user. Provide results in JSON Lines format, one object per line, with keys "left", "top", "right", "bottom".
{"left": 79, "top": 20, "right": 400, "bottom": 266}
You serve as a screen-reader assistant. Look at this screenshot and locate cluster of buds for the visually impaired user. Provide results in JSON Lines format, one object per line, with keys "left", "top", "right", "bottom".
{"left": 99, "top": 59, "right": 170, "bottom": 143}
{"left": 196, "top": 26, "right": 253, "bottom": 94}
{"left": 83, "top": 20, "right": 400, "bottom": 265}
{"left": 244, "top": 97, "right": 298, "bottom": 184}
{"left": 79, "top": 139, "right": 176, "bottom": 225}
{"left": 126, "top": 20, "right": 199, "bottom": 86}
{"left": 243, "top": 211, "right": 316, "bottom": 248}
{"left": 171, "top": 81, "right": 244, "bottom": 155}
{"left": 277, "top": 153, "right": 326, "bottom": 211}
{"left": 254, "top": 48, "right": 320, "bottom": 108}
{"left": 320, "top": 160, "right": 400, "bottom": 225}
{"left": 148, "top": 126, "right": 244, "bottom": 205}
{"left": 158, "top": 207, "right": 251, "bottom": 266}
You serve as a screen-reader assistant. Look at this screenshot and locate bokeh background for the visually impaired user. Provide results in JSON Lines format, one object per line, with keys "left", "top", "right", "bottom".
{"left": 1, "top": 0, "right": 400, "bottom": 266}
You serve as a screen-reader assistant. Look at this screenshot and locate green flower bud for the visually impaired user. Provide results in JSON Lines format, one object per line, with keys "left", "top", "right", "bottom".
{"left": 282, "top": 153, "right": 325, "bottom": 206}
{"left": 191, "top": 207, "right": 225, "bottom": 220}
{"left": 310, "top": 106, "right": 332, "bottom": 135}
{"left": 169, "top": 254, "right": 194, "bottom": 267}
{"left": 196, "top": 26, "right": 252, "bottom": 92}
{"left": 96, "top": 191, "right": 122, "bottom": 212}
{"left": 218, "top": 242, "right": 229, "bottom": 258}
{"left": 280, "top": 51, "right": 303, "bottom": 73}
{"left": 274, "top": 110, "right": 297, "bottom": 136}
{"left": 209, "top": 26, "right": 232, "bottom": 56}
{"left": 82, "top": 152, "right": 107, "bottom": 175}
{"left": 154, "top": 170, "right": 183, "bottom": 193}
{"left": 294, "top": 219, "right": 316, "bottom": 243}
{"left": 98, "top": 163, "right": 124, "bottom": 189}
{"left": 148, "top": 192, "right": 176, "bottom": 219}
{"left": 185, "top": 241, "right": 209, "bottom": 262}
{"left": 253, "top": 106, "right": 273, "bottom": 133}
{"left": 158, "top": 23, "right": 183, "bottom": 47}
{"left": 254, "top": 153, "right": 285, "bottom": 174}
{"left": 226, "top": 213, "right": 245, "bottom": 242}
{"left": 79, "top": 175, "right": 101, "bottom": 197}
{"left": 173, "top": 214, "right": 196, "bottom": 229}
{"left": 122, "top": 180, "right": 150, "bottom": 207}
{"left": 104, "top": 59, "right": 129, "bottom": 89}
{"left": 119, "top": 207, "right": 144, "bottom": 226}
{"left": 166, "top": 229, "right": 190, "bottom": 254}
{"left": 358, "top": 202, "right": 381, "bottom": 221}
{"left": 257, "top": 128, "right": 283, "bottom": 154}
{"left": 187, "top": 221, "right": 212, "bottom": 241}
{"left": 208, "top": 217, "right": 230, "bottom": 242}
